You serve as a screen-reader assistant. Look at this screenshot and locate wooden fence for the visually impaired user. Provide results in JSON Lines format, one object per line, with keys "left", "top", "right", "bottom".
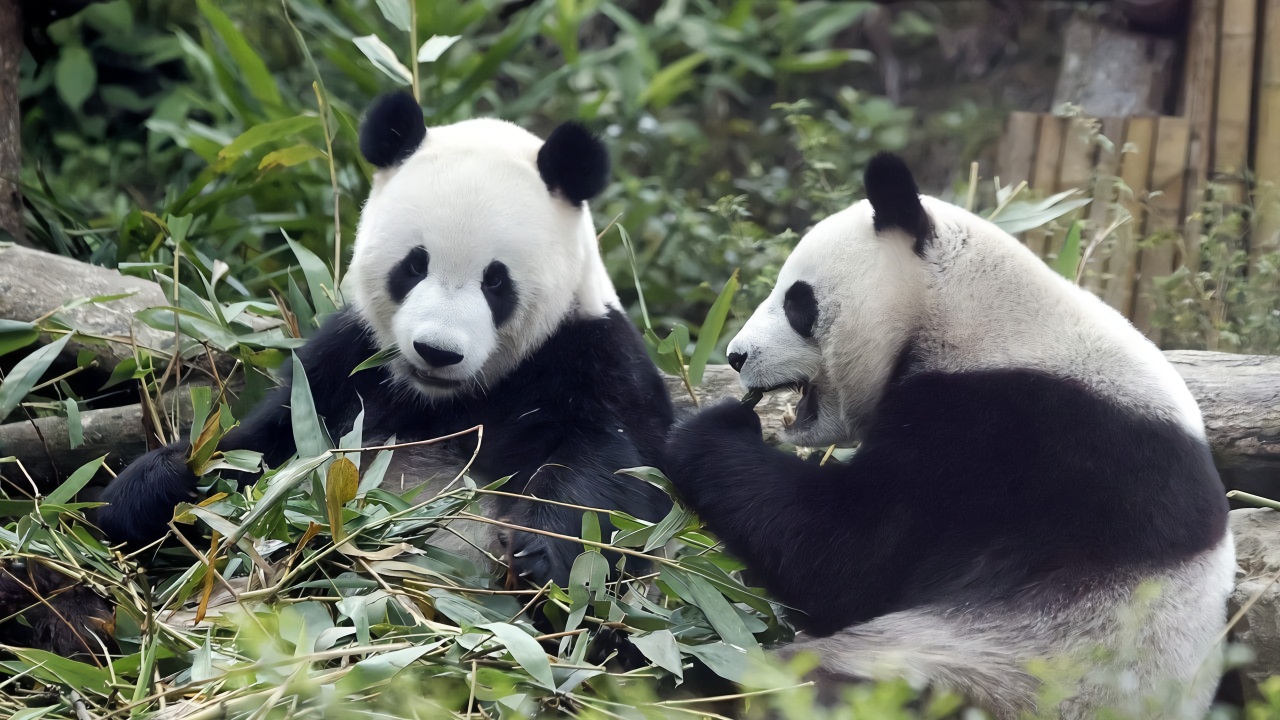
{"left": 994, "top": 0, "right": 1280, "bottom": 339}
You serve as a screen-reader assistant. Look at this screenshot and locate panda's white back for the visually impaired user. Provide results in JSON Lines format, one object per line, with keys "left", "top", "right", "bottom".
{"left": 912, "top": 196, "right": 1207, "bottom": 440}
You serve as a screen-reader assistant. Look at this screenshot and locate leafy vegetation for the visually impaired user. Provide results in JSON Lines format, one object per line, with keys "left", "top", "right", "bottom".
{"left": 5, "top": 0, "right": 1280, "bottom": 718}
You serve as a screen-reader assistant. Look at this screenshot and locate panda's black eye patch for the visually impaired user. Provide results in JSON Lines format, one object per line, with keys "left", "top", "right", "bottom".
{"left": 388, "top": 246, "right": 429, "bottom": 303}
{"left": 783, "top": 281, "right": 818, "bottom": 338}
{"left": 482, "top": 261, "right": 517, "bottom": 327}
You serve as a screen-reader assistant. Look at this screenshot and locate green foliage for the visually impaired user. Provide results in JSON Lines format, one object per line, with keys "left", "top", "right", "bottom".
{"left": 1151, "top": 188, "right": 1280, "bottom": 354}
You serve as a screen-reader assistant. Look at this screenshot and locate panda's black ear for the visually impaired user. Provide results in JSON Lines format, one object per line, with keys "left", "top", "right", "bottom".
{"left": 864, "top": 152, "right": 932, "bottom": 256}
{"left": 359, "top": 91, "right": 426, "bottom": 169}
{"left": 537, "top": 122, "right": 610, "bottom": 205}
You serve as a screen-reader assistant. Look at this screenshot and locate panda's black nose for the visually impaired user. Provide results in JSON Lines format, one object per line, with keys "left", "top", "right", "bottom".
{"left": 727, "top": 351, "right": 748, "bottom": 373}
{"left": 414, "top": 342, "right": 464, "bottom": 368}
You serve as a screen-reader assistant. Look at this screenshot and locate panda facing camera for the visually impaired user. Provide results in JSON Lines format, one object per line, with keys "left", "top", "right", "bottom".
{"left": 97, "top": 91, "right": 674, "bottom": 586}
{"left": 666, "top": 154, "right": 1232, "bottom": 718}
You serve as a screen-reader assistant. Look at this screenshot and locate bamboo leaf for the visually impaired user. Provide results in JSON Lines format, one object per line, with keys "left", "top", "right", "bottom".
{"left": 0, "top": 320, "right": 40, "bottom": 357}
{"left": 688, "top": 270, "right": 739, "bottom": 386}
{"left": 353, "top": 35, "right": 413, "bottom": 84}
{"left": 218, "top": 116, "right": 322, "bottom": 160}
{"left": 478, "top": 622, "right": 556, "bottom": 690}
{"left": 45, "top": 456, "right": 106, "bottom": 505}
{"left": 0, "top": 334, "right": 72, "bottom": 422}
{"left": 196, "top": 0, "right": 282, "bottom": 107}
{"left": 418, "top": 35, "right": 461, "bottom": 62}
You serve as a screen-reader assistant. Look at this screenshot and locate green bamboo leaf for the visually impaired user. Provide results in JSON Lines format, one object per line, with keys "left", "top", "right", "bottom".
{"left": 46, "top": 456, "right": 106, "bottom": 505}
{"left": 0, "top": 320, "right": 40, "bottom": 357}
{"left": 333, "top": 644, "right": 439, "bottom": 696}
{"left": 418, "top": 35, "right": 461, "bottom": 62}
{"left": 641, "top": 52, "right": 708, "bottom": 108}
{"left": 351, "top": 346, "right": 400, "bottom": 375}
{"left": 642, "top": 503, "right": 695, "bottom": 552}
{"left": 226, "top": 453, "right": 330, "bottom": 544}
{"left": 218, "top": 116, "right": 322, "bottom": 160}
{"left": 291, "top": 353, "right": 329, "bottom": 459}
{"left": 196, "top": 0, "right": 282, "bottom": 107}
{"left": 6, "top": 648, "right": 112, "bottom": 694}
{"left": 478, "top": 622, "right": 556, "bottom": 690}
{"left": 1054, "top": 220, "right": 1085, "bottom": 282}
{"left": 353, "top": 35, "right": 412, "bottom": 84}
{"left": 631, "top": 630, "right": 683, "bottom": 679}
{"left": 374, "top": 0, "right": 411, "bottom": 31}
{"left": 258, "top": 143, "right": 326, "bottom": 170}
{"left": 54, "top": 46, "right": 96, "bottom": 112}
{"left": 673, "top": 567, "right": 755, "bottom": 650}
{"left": 688, "top": 270, "right": 739, "bottom": 386}
{"left": 63, "top": 399, "right": 83, "bottom": 449}
{"left": 0, "top": 334, "right": 72, "bottom": 422}
{"left": 285, "top": 232, "right": 339, "bottom": 317}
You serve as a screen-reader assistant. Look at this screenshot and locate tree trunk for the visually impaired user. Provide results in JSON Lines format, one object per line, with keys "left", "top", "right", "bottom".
{"left": 0, "top": 0, "right": 25, "bottom": 247}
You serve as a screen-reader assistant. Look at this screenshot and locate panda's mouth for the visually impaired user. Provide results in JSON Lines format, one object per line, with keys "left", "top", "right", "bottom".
{"left": 413, "top": 369, "right": 464, "bottom": 390}
{"left": 752, "top": 379, "right": 821, "bottom": 429}
{"left": 789, "top": 380, "right": 820, "bottom": 428}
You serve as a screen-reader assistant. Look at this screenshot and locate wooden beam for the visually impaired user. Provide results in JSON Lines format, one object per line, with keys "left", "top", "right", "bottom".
{"left": 1180, "top": 0, "right": 1221, "bottom": 269}
{"left": 1029, "top": 116, "right": 1065, "bottom": 258}
{"left": 996, "top": 111, "right": 1041, "bottom": 189}
{"left": 1213, "top": 0, "right": 1257, "bottom": 202}
{"left": 1132, "top": 117, "right": 1191, "bottom": 344}
{"left": 1104, "top": 117, "right": 1156, "bottom": 320}
{"left": 1254, "top": 0, "right": 1280, "bottom": 259}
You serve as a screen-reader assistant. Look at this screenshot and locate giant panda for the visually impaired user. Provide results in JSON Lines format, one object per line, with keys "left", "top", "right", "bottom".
{"left": 664, "top": 154, "right": 1232, "bottom": 718}
{"left": 96, "top": 91, "right": 674, "bottom": 586}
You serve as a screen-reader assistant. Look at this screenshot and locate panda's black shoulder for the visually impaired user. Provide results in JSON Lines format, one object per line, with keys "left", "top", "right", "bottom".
{"left": 860, "top": 368, "right": 1227, "bottom": 567}
{"left": 498, "top": 308, "right": 674, "bottom": 451}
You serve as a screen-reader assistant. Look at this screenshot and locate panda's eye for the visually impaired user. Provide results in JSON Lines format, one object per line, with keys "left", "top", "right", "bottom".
{"left": 482, "top": 262, "right": 509, "bottom": 292}
{"left": 783, "top": 281, "right": 818, "bottom": 338}
{"left": 407, "top": 247, "right": 429, "bottom": 276}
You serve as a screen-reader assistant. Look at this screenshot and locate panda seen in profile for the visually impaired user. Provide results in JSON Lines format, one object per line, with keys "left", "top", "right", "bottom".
{"left": 97, "top": 91, "right": 674, "bottom": 586}
{"left": 664, "top": 154, "right": 1232, "bottom": 718}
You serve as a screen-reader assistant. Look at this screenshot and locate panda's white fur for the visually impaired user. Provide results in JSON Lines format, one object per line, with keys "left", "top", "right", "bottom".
{"left": 350, "top": 118, "right": 618, "bottom": 399}
{"left": 666, "top": 154, "right": 1232, "bottom": 718}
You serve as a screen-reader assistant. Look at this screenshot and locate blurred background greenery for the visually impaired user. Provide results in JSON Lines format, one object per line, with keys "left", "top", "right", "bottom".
{"left": 12, "top": 0, "right": 1063, "bottom": 356}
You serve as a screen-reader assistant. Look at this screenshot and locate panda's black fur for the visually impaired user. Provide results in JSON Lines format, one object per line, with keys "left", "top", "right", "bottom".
{"left": 96, "top": 93, "right": 674, "bottom": 586}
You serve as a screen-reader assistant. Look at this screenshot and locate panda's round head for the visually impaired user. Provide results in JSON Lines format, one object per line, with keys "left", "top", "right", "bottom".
{"left": 348, "top": 92, "right": 617, "bottom": 398}
{"left": 727, "top": 153, "right": 936, "bottom": 447}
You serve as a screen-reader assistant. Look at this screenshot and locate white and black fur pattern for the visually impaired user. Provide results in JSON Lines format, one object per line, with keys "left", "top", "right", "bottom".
{"left": 665, "top": 154, "right": 1231, "bottom": 718}
{"left": 97, "top": 91, "right": 674, "bottom": 586}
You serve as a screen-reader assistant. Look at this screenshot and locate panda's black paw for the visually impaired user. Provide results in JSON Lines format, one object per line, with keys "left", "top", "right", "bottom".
{"left": 504, "top": 529, "right": 573, "bottom": 589}
{"left": 95, "top": 442, "right": 199, "bottom": 546}
{"left": 664, "top": 399, "right": 764, "bottom": 497}
{"left": 667, "top": 398, "right": 763, "bottom": 457}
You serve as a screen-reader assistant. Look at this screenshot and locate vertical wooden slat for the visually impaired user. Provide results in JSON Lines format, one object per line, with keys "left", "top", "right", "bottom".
{"left": 1254, "top": 0, "right": 1280, "bottom": 259}
{"left": 1029, "top": 117, "right": 1065, "bottom": 258}
{"left": 1086, "top": 117, "right": 1126, "bottom": 295}
{"left": 1103, "top": 117, "right": 1156, "bottom": 320}
{"left": 1180, "top": 0, "right": 1221, "bottom": 268}
{"left": 1213, "top": 0, "right": 1256, "bottom": 202}
{"left": 1132, "top": 117, "right": 1191, "bottom": 343}
{"left": 997, "top": 111, "right": 1041, "bottom": 189}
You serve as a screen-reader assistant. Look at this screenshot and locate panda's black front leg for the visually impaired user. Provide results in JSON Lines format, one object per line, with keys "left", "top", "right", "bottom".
{"left": 95, "top": 385, "right": 297, "bottom": 545}
{"left": 97, "top": 308, "right": 372, "bottom": 546}
{"left": 502, "top": 435, "right": 671, "bottom": 587}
